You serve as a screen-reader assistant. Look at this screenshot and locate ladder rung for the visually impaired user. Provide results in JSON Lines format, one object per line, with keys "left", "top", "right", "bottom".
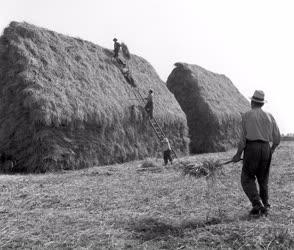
{"left": 155, "top": 130, "right": 162, "bottom": 135}
{"left": 120, "top": 72, "right": 178, "bottom": 160}
{"left": 153, "top": 126, "right": 161, "bottom": 131}
{"left": 131, "top": 88, "right": 177, "bottom": 159}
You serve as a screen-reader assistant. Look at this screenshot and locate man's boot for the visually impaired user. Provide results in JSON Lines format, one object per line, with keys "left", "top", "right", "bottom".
{"left": 249, "top": 201, "right": 264, "bottom": 216}
{"left": 260, "top": 206, "right": 268, "bottom": 216}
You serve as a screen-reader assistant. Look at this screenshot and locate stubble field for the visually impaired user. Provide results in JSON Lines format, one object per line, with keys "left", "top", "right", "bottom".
{"left": 0, "top": 142, "right": 293, "bottom": 249}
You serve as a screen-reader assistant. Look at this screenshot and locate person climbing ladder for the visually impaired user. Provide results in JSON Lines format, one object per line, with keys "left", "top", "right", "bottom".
{"left": 110, "top": 39, "right": 175, "bottom": 160}
{"left": 144, "top": 89, "right": 154, "bottom": 118}
{"left": 120, "top": 62, "right": 136, "bottom": 87}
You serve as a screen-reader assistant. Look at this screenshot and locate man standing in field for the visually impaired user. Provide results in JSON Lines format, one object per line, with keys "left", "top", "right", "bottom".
{"left": 232, "top": 90, "right": 280, "bottom": 216}
{"left": 162, "top": 137, "right": 173, "bottom": 165}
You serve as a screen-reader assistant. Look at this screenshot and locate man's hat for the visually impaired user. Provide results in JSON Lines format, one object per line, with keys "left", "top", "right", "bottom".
{"left": 113, "top": 38, "right": 118, "bottom": 42}
{"left": 149, "top": 89, "right": 153, "bottom": 93}
{"left": 250, "top": 90, "right": 266, "bottom": 103}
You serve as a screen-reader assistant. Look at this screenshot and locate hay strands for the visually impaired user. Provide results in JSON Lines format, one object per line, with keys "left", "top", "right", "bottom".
{"left": 121, "top": 42, "right": 131, "bottom": 60}
{"left": 181, "top": 158, "right": 243, "bottom": 179}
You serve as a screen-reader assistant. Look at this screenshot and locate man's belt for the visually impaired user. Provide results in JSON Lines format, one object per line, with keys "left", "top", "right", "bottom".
{"left": 246, "top": 139, "right": 269, "bottom": 144}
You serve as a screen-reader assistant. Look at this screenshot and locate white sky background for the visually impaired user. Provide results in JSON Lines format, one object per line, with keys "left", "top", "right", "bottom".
{"left": 0, "top": 0, "right": 293, "bottom": 134}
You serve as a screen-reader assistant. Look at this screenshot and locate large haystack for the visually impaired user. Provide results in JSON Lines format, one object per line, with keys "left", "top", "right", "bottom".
{"left": 0, "top": 22, "right": 188, "bottom": 172}
{"left": 167, "top": 63, "right": 249, "bottom": 153}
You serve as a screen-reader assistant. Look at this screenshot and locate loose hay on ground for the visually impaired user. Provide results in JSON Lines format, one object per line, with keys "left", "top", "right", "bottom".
{"left": 180, "top": 159, "right": 224, "bottom": 179}
{"left": 137, "top": 160, "right": 163, "bottom": 173}
{"left": 0, "top": 142, "right": 294, "bottom": 249}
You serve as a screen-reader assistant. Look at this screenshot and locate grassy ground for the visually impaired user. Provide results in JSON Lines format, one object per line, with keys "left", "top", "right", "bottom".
{"left": 0, "top": 142, "right": 293, "bottom": 249}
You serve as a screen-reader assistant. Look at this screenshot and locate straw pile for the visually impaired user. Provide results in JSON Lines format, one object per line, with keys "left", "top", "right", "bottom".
{"left": 121, "top": 42, "right": 131, "bottom": 60}
{"left": 181, "top": 159, "right": 224, "bottom": 179}
{"left": 0, "top": 22, "right": 189, "bottom": 172}
{"left": 167, "top": 63, "right": 250, "bottom": 153}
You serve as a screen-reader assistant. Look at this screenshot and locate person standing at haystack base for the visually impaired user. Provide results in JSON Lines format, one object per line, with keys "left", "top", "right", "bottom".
{"left": 113, "top": 38, "right": 121, "bottom": 58}
{"left": 144, "top": 89, "right": 154, "bottom": 119}
{"left": 162, "top": 137, "right": 173, "bottom": 165}
{"left": 232, "top": 90, "right": 280, "bottom": 216}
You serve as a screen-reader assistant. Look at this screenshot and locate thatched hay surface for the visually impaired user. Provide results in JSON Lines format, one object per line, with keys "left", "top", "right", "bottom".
{"left": 0, "top": 22, "right": 188, "bottom": 172}
{"left": 167, "top": 63, "right": 250, "bottom": 153}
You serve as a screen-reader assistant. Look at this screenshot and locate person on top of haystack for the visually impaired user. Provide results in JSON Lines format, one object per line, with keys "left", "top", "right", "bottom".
{"left": 162, "top": 137, "right": 173, "bottom": 165}
{"left": 113, "top": 38, "right": 121, "bottom": 58}
{"left": 144, "top": 89, "right": 154, "bottom": 119}
{"left": 232, "top": 90, "right": 280, "bottom": 217}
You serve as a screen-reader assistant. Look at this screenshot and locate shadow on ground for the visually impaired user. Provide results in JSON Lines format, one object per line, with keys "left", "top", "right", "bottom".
{"left": 126, "top": 216, "right": 231, "bottom": 241}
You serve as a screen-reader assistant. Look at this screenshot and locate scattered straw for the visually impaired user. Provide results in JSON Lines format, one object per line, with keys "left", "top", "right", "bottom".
{"left": 137, "top": 160, "right": 162, "bottom": 173}
{"left": 181, "top": 159, "right": 224, "bottom": 179}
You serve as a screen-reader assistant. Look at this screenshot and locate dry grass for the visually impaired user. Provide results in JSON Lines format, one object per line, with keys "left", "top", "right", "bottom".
{"left": 180, "top": 159, "right": 224, "bottom": 179}
{"left": 136, "top": 159, "right": 163, "bottom": 173}
{"left": 0, "top": 141, "right": 293, "bottom": 249}
{"left": 0, "top": 22, "right": 188, "bottom": 172}
{"left": 167, "top": 62, "right": 250, "bottom": 154}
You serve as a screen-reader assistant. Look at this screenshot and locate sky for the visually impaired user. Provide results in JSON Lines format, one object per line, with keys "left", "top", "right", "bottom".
{"left": 0, "top": 0, "right": 293, "bottom": 134}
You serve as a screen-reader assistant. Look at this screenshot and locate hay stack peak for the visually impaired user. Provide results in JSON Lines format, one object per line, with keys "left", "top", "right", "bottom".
{"left": 0, "top": 22, "right": 188, "bottom": 172}
{"left": 167, "top": 62, "right": 250, "bottom": 153}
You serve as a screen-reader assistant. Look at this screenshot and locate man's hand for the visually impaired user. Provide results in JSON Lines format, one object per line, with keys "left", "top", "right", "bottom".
{"left": 232, "top": 153, "right": 242, "bottom": 163}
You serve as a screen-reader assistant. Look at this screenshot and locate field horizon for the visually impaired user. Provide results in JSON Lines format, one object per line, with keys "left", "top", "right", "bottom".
{"left": 0, "top": 142, "right": 293, "bottom": 249}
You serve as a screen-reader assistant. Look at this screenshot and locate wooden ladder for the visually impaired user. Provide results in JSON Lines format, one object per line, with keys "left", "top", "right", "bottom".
{"left": 113, "top": 57, "right": 177, "bottom": 160}
{"left": 131, "top": 88, "right": 177, "bottom": 159}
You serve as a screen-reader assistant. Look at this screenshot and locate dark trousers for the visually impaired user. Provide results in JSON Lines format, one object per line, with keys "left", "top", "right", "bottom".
{"left": 163, "top": 150, "right": 172, "bottom": 165}
{"left": 144, "top": 102, "right": 153, "bottom": 119}
{"left": 114, "top": 49, "right": 119, "bottom": 58}
{"left": 241, "top": 140, "right": 272, "bottom": 207}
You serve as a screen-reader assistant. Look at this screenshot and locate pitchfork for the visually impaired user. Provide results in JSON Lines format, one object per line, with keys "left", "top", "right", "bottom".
{"left": 220, "top": 158, "right": 243, "bottom": 166}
